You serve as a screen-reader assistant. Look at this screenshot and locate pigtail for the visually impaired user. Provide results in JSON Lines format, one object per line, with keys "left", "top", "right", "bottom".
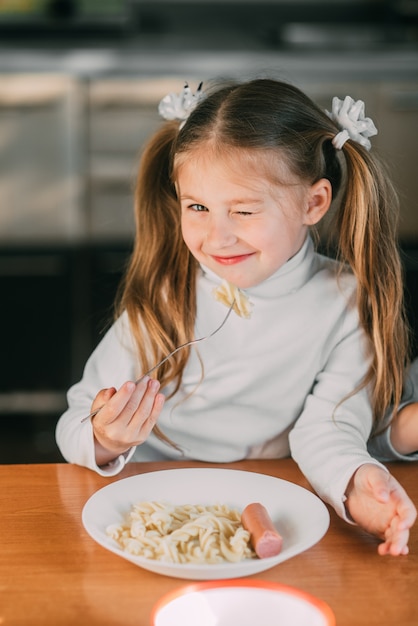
{"left": 333, "top": 141, "right": 410, "bottom": 429}
{"left": 117, "top": 121, "right": 198, "bottom": 399}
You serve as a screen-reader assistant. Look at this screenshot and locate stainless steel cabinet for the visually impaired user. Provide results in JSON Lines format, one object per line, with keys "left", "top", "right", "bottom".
{"left": 0, "top": 74, "right": 85, "bottom": 243}
{"left": 87, "top": 77, "right": 182, "bottom": 240}
{"left": 0, "top": 73, "right": 416, "bottom": 242}
{"left": 302, "top": 80, "right": 418, "bottom": 241}
{"left": 375, "top": 83, "right": 418, "bottom": 239}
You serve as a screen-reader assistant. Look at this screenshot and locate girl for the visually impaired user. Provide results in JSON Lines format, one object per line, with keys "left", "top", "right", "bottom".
{"left": 56, "top": 78, "right": 418, "bottom": 555}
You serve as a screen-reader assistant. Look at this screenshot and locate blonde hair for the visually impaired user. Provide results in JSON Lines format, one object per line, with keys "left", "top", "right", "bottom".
{"left": 117, "top": 78, "right": 409, "bottom": 437}
{"left": 116, "top": 122, "right": 198, "bottom": 444}
{"left": 332, "top": 141, "right": 409, "bottom": 429}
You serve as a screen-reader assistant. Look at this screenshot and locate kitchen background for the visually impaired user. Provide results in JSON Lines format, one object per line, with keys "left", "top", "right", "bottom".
{"left": 1, "top": 0, "right": 417, "bottom": 463}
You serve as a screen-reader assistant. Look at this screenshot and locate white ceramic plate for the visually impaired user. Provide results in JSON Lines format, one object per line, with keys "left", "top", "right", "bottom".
{"left": 82, "top": 468, "right": 329, "bottom": 580}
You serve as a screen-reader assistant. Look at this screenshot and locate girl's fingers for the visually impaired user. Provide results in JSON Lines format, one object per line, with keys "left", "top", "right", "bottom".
{"left": 91, "top": 387, "right": 117, "bottom": 413}
{"left": 132, "top": 391, "right": 166, "bottom": 443}
{"left": 379, "top": 525, "right": 410, "bottom": 556}
{"left": 386, "top": 524, "right": 409, "bottom": 556}
{"left": 387, "top": 479, "right": 417, "bottom": 530}
{"left": 377, "top": 483, "right": 416, "bottom": 556}
{"left": 92, "top": 378, "right": 165, "bottom": 455}
{"left": 370, "top": 470, "right": 417, "bottom": 528}
{"left": 122, "top": 379, "right": 164, "bottom": 442}
{"left": 97, "top": 379, "right": 148, "bottom": 425}
{"left": 395, "top": 493, "right": 417, "bottom": 529}
{"left": 126, "top": 379, "right": 161, "bottom": 426}
{"left": 95, "top": 378, "right": 163, "bottom": 436}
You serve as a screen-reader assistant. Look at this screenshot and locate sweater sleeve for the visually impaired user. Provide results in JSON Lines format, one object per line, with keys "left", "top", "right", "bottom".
{"left": 289, "top": 309, "right": 387, "bottom": 522}
{"left": 55, "top": 312, "right": 138, "bottom": 475}
{"left": 367, "top": 426, "right": 418, "bottom": 462}
{"left": 367, "top": 357, "right": 418, "bottom": 462}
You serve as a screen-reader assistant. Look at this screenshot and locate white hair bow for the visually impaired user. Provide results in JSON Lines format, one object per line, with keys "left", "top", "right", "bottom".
{"left": 158, "top": 82, "right": 205, "bottom": 129}
{"left": 326, "top": 95, "right": 378, "bottom": 150}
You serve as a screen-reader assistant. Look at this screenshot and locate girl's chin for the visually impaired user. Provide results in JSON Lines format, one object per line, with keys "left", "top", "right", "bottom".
{"left": 216, "top": 273, "right": 261, "bottom": 290}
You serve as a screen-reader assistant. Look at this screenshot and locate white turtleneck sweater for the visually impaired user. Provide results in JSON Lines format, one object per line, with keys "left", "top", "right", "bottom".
{"left": 56, "top": 236, "right": 415, "bottom": 520}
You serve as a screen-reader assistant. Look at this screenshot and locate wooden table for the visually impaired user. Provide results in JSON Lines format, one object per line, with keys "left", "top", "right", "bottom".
{"left": 1, "top": 459, "right": 417, "bottom": 626}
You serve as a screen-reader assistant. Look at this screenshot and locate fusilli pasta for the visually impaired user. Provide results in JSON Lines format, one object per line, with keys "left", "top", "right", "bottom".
{"left": 106, "top": 501, "right": 255, "bottom": 564}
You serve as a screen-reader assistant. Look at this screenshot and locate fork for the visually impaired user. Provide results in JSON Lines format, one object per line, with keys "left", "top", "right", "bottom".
{"left": 80, "top": 299, "right": 236, "bottom": 422}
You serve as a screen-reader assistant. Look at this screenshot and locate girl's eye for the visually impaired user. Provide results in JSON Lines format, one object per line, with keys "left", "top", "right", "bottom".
{"left": 190, "top": 204, "right": 208, "bottom": 212}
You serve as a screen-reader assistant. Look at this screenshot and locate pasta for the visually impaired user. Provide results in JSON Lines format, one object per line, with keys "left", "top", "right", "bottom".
{"left": 213, "top": 281, "right": 253, "bottom": 319}
{"left": 106, "top": 501, "right": 255, "bottom": 564}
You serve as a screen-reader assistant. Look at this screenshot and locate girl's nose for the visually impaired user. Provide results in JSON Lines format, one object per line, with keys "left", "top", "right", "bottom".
{"left": 205, "top": 216, "right": 238, "bottom": 248}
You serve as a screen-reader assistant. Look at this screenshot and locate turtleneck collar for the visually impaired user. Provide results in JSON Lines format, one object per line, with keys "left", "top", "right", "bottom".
{"left": 200, "top": 235, "right": 316, "bottom": 300}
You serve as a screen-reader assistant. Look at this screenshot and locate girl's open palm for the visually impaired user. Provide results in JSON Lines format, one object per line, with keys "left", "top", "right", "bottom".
{"left": 91, "top": 378, "right": 165, "bottom": 466}
{"left": 345, "top": 463, "right": 417, "bottom": 555}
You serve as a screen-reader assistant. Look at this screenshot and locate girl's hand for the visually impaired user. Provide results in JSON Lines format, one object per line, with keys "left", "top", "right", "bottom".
{"left": 345, "top": 463, "right": 417, "bottom": 556}
{"left": 90, "top": 377, "right": 165, "bottom": 466}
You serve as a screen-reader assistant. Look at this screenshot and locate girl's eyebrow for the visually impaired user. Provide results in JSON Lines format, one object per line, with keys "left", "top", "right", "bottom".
{"left": 233, "top": 198, "right": 262, "bottom": 206}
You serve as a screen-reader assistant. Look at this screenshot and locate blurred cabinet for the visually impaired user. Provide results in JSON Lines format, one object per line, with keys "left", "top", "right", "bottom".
{"left": 0, "top": 73, "right": 417, "bottom": 243}
{"left": 375, "top": 83, "right": 418, "bottom": 239}
{"left": 0, "top": 74, "right": 188, "bottom": 243}
{"left": 86, "top": 77, "right": 183, "bottom": 239}
{"left": 0, "top": 243, "right": 130, "bottom": 463}
{"left": 0, "top": 74, "right": 85, "bottom": 243}
{"left": 303, "top": 80, "right": 418, "bottom": 241}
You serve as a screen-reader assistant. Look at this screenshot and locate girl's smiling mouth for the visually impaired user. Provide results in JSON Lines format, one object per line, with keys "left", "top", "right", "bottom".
{"left": 211, "top": 253, "right": 255, "bottom": 265}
